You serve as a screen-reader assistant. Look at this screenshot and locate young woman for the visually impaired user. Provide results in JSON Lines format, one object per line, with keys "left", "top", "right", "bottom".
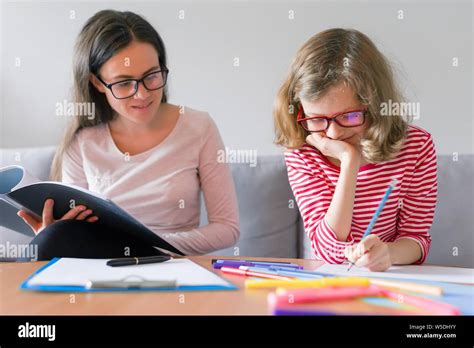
{"left": 18, "top": 10, "right": 239, "bottom": 260}
{"left": 274, "top": 28, "right": 437, "bottom": 271}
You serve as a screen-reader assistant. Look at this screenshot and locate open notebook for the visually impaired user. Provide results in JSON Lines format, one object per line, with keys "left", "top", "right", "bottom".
{"left": 0, "top": 165, "right": 183, "bottom": 256}
{"left": 21, "top": 258, "right": 237, "bottom": 292}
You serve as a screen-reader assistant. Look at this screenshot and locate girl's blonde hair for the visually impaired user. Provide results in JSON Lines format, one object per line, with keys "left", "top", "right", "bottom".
{"left": 273, "top": 28, "right": 409, "bottom": 163}
{"left": 50, "top": 10, "right": 168, "bottom": 181}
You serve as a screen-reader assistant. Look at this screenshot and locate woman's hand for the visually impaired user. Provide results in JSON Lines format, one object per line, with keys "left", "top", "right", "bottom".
{"left": 306, "top": 132, "right": 361, "bottom": 164}
{"left": 17, "top": 199, "right": 98, "bottom": 235}
{"left": 344, "top": 235, "right": 393, "bottom": 272}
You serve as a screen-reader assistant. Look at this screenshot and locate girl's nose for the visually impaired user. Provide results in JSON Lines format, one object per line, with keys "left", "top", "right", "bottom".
{"left": 133, "top": 82, "right": 151, "bottom": 100}
{"left": 325, "top": 120, "right": 345, "bottom": 140}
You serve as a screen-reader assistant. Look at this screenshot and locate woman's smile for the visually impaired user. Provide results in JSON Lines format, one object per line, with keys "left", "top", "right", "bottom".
{"left": 130, "top": 100, "right": 153, "bottom": 112}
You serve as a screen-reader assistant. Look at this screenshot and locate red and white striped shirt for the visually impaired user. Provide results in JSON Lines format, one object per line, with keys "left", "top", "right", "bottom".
{"left": 285, "top": 125, "right": 437, "bottom": 264}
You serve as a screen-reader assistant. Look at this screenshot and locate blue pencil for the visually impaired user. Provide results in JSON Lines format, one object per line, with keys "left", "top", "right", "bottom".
{"left": 347, "top": 179, "right": 397, "bottom": 271}
{"left": 240, "top": 266, "right": 325, "bottom": 279}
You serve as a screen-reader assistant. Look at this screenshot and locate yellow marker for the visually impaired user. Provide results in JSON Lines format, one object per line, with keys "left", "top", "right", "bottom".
{"left": 245, "top": 277, "right": 369, "bottom": 289}
{"left": 246, "top": 276, "right": 443, "bottom": 297}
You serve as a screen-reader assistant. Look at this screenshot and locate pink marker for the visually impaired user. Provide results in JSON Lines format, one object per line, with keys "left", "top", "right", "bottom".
{"left": 268, "top": 286, "right": 384, "bottom": 307}
{"left": 220, "top": 266, "right": 293, "bottom": 281}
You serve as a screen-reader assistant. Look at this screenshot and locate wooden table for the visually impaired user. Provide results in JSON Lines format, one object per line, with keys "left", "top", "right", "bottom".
{"left": 0, "top": 256, "right": 443, "bottom": 315}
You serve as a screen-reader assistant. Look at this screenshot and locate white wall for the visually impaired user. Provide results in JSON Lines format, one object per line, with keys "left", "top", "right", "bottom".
{"left": 1, "top": 0, "right": 472, "bottom": 155}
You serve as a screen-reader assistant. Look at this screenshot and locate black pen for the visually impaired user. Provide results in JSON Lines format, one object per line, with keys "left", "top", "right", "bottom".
{"left": 106, "top": 255, "right": 172, "bottom": 267}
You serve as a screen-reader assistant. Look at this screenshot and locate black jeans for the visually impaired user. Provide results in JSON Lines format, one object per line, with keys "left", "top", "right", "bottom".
{"left": 28, "top": 219, "right": 162, "bottom": 261}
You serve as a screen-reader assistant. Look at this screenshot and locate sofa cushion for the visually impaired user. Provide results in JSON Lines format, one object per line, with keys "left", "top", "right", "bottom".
{"left": 0, "top": 147, "right": 56, "bottom": 260}
{"left": 202, "top": 155, "right": 299, "bottom": 258}
{"left": 1, "top": 146, "right": 57, "bottom": 236}
{"left": 0, "top": 146, "right": 56, "bottom": 181}
{"left": 425, "top": 155, "right": 474, "bottom": 267}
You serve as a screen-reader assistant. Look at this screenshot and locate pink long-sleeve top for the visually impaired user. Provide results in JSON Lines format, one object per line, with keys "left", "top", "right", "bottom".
{"left": 61, "top": 107, "right": 240, "bottom": 255}
{"left": 285, "top": 125, "right": 437, "bottom": 264}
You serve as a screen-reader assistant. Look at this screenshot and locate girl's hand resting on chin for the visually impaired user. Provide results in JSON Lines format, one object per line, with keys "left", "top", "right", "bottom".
{"left": 306, "top": 132, "right": 362, "bottom": 164}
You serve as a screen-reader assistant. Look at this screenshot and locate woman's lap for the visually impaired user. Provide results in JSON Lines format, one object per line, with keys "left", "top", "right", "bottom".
{"left": 29, "top": 219, "right": 161, "bottom": 261}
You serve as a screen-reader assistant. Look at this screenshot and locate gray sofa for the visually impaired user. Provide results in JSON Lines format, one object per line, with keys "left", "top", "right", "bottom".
{"left": 1, "top": 147, "right": 473, "bottom": 267}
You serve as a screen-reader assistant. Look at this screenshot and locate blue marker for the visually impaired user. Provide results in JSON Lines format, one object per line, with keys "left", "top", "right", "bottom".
{"left": 273, "top": 308, "right": 337, "bottom": 316}
{"left": 213, "top": 260, "right": 302, "bottom": 270}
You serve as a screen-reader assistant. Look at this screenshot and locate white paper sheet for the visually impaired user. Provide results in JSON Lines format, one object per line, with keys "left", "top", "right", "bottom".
{"left": 26, "top": 258, "right": 233, "bottom": 288}
{"left": 316, "top": 263, "right": 474, "bottom": 284}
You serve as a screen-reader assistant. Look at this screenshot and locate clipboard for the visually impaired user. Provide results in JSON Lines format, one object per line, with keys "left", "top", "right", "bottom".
{"left": 20, "top": 258, "right": 237, "bottom": 292}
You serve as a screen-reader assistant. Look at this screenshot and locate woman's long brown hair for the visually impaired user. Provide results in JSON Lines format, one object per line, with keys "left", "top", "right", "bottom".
{"left": 50, "top": 10, "right": 168, "bottom": 180}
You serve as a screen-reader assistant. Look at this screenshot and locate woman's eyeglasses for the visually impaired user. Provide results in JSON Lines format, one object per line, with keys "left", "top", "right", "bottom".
{"left": 297, "top": 105, "right": 367, "bottom": 132}
{"left": 96, "top": 68, "right": 169, "bottom": 99}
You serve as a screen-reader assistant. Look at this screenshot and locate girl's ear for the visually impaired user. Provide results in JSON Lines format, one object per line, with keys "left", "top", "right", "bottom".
{"left": 89, "top": 74, "right": 106, "bottom": 93}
